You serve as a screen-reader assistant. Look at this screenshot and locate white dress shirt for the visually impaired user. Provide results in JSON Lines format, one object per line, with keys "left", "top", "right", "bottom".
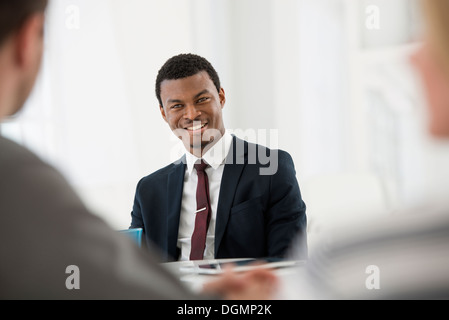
{"left": 177, "top": 131, "right": 233, "bottom": 261}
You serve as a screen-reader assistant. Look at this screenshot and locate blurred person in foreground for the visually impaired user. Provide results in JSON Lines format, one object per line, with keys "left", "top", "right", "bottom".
{"left": 0, "top": 0, "right": 277, "bottom": 299}
{"left": 281, "top": 0, "right": 449, "bottom": 300}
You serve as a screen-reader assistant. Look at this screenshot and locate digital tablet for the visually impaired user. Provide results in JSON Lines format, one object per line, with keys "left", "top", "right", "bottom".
{"left": 193, "top": 258, "right": 303, "bottom": 275}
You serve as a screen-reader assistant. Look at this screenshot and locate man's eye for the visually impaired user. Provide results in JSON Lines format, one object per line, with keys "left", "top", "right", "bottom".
{"left": 171, "top": 104, "right": 183, "bottom": 109}
{"left": 197, "top": 97, "right": 209, "bottom": 103}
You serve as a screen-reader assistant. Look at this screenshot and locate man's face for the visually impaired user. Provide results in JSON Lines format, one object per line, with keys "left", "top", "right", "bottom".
{"left": 159, "top": 71, "right": 226, "bottom": 156}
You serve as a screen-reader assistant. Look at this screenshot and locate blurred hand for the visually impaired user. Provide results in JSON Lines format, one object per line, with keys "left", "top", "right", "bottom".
{"left": 201, "top": 265, "right": 279, "bottom": 300}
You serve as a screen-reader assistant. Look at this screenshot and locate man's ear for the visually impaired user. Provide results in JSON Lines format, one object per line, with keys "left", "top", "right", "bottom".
{"left": 219, "top": 88, "right": 226, "bottom": 108}
{"left": 14, "top": 13, "right": 45, "bottom": 68}
{"left": 160, "top": 105, "right": 168, "bottom": 123}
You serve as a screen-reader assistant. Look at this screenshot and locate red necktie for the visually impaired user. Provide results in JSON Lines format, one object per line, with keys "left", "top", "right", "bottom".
{"left": 190, "top": 160, "right": 211, "bottom": 260}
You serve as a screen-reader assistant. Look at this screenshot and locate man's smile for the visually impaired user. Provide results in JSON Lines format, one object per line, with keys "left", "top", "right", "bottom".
{"left": 185, "top": 122, "right": 208, "bottom": 133}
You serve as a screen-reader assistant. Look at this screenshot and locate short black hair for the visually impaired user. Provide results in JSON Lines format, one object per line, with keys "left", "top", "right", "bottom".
{"left": 0, "top": 0, "right": 48, "bottom": 46}
{"left": 155, "top": 53, "right": 221, "bottom": 107}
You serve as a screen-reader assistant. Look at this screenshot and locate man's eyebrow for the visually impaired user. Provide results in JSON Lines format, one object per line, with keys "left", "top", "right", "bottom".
{"left": 167, "top": 98, "right": 183, "bottom": 104}
{"left": 193, "top": 89, "right": 211, "bottom": 99}
{"left": 166, "top": 89, "right": 211, "bottom": 105}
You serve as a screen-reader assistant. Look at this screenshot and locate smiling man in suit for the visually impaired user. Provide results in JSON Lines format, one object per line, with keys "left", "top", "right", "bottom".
{"left": 130, "top": 53, "right": 307, "bottom": 262}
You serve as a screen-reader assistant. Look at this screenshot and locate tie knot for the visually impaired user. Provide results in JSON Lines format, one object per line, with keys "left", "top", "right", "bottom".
{"left": 194, "top": 160, "right": 209, "bottom": 172}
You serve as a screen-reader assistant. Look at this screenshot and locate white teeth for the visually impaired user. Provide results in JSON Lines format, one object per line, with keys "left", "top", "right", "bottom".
{"left": 188, "top": 123, "right": 206, "bottom": 131}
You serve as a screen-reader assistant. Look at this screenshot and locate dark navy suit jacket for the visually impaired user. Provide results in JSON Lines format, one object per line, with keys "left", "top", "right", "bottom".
{"left": 130, "top": 136, "right": 307, "bottom": 261}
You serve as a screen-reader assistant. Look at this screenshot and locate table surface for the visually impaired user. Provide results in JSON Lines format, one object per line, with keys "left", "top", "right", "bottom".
{"left": 161, "top": 258, "right": 307, "bottom": 298}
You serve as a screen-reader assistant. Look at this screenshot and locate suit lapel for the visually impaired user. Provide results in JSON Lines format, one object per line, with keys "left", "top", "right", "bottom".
{"left": 215, "top": 136, "right": 247, "bottom": 255}
{"left": 166, "top": 156, "right": 186, "bottom": 261}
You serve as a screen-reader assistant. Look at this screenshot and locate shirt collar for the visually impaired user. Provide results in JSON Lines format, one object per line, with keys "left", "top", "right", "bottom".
{"left": 185, "top": 130, "right": 233, "bottom": 176}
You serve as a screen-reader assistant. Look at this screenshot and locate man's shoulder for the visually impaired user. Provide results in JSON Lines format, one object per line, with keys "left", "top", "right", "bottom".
{"left": 233, "top": 136, "right": 291, "bottom": 155}
{"left": 0, "top": 136, "right": 88, "bottom": 220}
{"left": 0, "top": 136, "right": 48, "bottom": 173}
{"left": 138, "top": 157, "right": 186, "bottom": 185}
{"left": 231, "top": 136, "right": 293, "bottom": 165}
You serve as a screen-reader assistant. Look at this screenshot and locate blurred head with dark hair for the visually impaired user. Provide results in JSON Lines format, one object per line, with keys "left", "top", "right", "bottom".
{"left": 0, "top": 0, "right": 48, "bottom": 118}
{"left": 0, "top": 0, "right": 48, "bottom": 46}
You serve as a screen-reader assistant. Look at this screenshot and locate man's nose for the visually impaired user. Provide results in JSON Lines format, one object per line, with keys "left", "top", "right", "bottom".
{"left": 183, "top": 104, "right": 201, "bottom": 120}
